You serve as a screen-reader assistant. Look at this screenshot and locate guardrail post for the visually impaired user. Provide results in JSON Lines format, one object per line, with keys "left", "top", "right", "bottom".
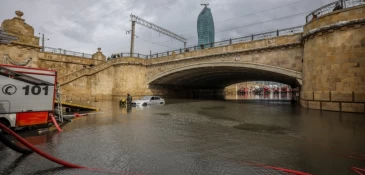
{"left": 138, "top": 53, "right": 140, "bottom": 58}
{"left": 229, "top": 38, "right": 232, "bottom": 45}
{"left": 277, "top": 30, "right": 279, "bottom": 36}
{"left": 167, "top": 51, "right": 169, "bottom": 56}
{"left": 194, "top": 46, "right": 196, "bottom": 50}
{"left": 180, "top": 48, "right": 182, "bottom": 53}
{"left": 157, "top": 53, "right": 158, "bottom": 57}
{"left": 121, "top": 53, "right": 123, "bottom": 57}
{"left": 82, "top": 53, "right": 84, "bottom": 57}
{"left": 251, "top": 34, "right": 254, "bottom": 41}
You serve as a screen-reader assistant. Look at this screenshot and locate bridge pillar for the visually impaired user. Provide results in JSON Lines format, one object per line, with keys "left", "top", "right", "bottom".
{"left": 301, "top": 5, "right": 365, "bottom": 113}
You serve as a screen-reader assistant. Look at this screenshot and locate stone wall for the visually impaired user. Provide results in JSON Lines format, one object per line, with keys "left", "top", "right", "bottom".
{"left": 1, "top": 11, "right": 39, "bottom": 46}
{"left": 112, "top": 64, "right": 151, "bottom": 100}
{"left": 61, "top": 67, "right": 114, "bottom": 101}
{"left": 301, "top": 5, "right": 365, "bottom": 113}
{"left": 38, "top": 52, "right": 103, "bottom": 77}
{"left": 0, "top": 43, "right": 39, "bottom": 68}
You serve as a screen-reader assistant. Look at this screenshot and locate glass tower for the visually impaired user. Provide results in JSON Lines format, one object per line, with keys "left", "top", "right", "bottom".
{"left": 197, "top": 6, "right": 215, "bottom": 47}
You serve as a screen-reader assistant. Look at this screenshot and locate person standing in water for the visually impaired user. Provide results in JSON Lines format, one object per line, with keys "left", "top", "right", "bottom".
{"left": 127, "top": 94, "right": 132, "bottom": 104}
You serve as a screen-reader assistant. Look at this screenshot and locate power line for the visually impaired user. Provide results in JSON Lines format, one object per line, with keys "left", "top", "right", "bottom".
{"left": 171, "top": 0, "right": 308, "bottom": 34}
{"left": 66, "top": 0, "right": 100, "bottom": 20}
{"left": 60, "top": 0, "right": 179, "bottom": 35}
{"left": 112, "top": 10, "right": 309, "bottom": 54}
{"left": 215, "top": 0, "right": 308, "bottom": 23}
{"left": 150, "top": 10, "right": 309, "bottom": 51}
{"left": 60, "top": 0, "right": 118, "bottom": 29}
{"left": 140, "top": 0, "right": 308, "bottom": 44}
{"left": 179, "top": 10, "right": 310, "bottom": 41}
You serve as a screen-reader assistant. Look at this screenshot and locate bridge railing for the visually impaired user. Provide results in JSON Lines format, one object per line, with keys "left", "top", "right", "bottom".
{"left": 306, "top": 0, "right": 365, "bottom": 23}
{"left": 110, "top": 25, "right": 304, "bottom": 60}
{"left": 42, "top": 47, "right": 93, "bottom": 58}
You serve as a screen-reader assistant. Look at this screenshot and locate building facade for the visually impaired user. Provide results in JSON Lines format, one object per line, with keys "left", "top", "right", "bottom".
{"left": 197, "top": 6, "right": 215, "bottom": 47}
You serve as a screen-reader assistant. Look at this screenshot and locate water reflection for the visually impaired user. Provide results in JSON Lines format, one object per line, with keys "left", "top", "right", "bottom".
{"left": 226, "top": 92, "right": 292, "bottom": 100}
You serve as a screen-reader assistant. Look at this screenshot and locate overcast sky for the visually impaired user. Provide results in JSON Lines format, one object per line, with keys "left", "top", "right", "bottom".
{"left": 0, "top": 0, "right": 334, "bottom": 57}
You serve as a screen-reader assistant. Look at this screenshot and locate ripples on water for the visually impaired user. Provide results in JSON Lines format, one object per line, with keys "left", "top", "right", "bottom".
{"left": 0, "top": 98, "right": 364, "bottom": 175}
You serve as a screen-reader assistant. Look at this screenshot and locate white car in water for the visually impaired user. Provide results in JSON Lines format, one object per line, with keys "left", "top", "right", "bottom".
{"left": 131, "top": 96, "right": 165, "bottom": 106}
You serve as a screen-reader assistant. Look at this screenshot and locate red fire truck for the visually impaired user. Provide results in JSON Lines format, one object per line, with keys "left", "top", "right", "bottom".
{"left": 0, "top": 64, "right": 56, "bottom": 132}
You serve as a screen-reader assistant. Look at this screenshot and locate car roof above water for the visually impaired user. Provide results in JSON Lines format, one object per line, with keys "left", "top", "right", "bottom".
{"left": 143, "top": 96, "right": 162, "bottom": 98}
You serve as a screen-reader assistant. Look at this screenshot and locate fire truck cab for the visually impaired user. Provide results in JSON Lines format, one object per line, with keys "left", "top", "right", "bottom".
{"left": 0, "top": 64, "right": 56, "bottom": 131}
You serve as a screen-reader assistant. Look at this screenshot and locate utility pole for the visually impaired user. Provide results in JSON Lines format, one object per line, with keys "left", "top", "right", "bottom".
{"left": 39, "top": 33, "right": 49, "bottom": 52}
{"left": 130, "top": 20, "right": 136, "bottom": 55}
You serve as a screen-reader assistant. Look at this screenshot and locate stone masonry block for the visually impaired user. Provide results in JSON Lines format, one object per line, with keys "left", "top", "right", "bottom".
{"left": 301, "top": 91, "right": 313, "bottom": 100}
{"left": 341, "top": 103, "right": 365, "bottom": 113}
{"left": 322, "top": 102, "right": 340, "bottom": 111}
{"left": 354, "top": 91, "right": 365, "bottom": 102}
{"left": 331, "top": 91, "right": 353, "bottom": 102}
{"left": 300, "top": 99, "right": 308, "bottom": 108}
{"left": 314, "top": 91, "right": 330, "bottom": 101}
{"left": 308, "top": 101, "right": 321, "bottom": 110}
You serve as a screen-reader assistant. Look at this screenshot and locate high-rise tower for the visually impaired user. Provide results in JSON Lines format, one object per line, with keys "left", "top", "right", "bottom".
{"left": 197, "top": 4, "right": 215, "bottom": 47}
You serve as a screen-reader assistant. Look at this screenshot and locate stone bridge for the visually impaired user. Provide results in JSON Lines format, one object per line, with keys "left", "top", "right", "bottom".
{"left": 144, "top": 34, "right": 302, "bottom": 89}
{"left": 57, "top": 34, "right": 303, "bottom": 101}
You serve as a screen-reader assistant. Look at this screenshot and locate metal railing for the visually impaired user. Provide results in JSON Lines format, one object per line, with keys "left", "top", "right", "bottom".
{"left": 306, "top": 0, "right": 365, "bottom": 23}
{"left": 42, "top": 47, "right": 93, "bottom": 58}
{"left": 109, "top": 52, "right": 150, "bottom": 60}
{"left": 110, "top": 25, "right": 304, "bottom": 60}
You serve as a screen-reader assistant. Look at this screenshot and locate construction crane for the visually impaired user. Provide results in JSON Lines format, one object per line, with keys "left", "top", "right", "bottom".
{"left": 129, "top": 14, "right": 187, "bottom": 54}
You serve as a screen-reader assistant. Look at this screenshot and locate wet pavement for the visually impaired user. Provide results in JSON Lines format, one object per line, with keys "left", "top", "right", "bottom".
{"left": 1, "top": 98, "right": 365, "bottom": 175}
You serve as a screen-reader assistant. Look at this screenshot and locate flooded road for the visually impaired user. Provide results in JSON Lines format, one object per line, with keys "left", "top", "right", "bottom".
{"left": 1, "top": 99, "right": 365, "bottom": 174}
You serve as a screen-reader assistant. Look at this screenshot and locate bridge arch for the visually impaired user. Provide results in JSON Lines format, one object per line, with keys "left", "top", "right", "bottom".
{"left": 147, "top": 62, "right": 302, "bottom": 88}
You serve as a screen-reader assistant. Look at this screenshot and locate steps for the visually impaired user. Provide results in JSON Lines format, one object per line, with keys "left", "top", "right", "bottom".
{"left": 57, "top": 57, "right": 145, "bottom": 86}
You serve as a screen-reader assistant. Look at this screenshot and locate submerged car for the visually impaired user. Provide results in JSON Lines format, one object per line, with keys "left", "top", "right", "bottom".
{"left": 131, "top": 96, "right": 165, "bottom": 106}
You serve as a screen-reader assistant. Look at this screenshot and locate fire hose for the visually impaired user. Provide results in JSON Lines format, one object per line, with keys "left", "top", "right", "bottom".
{"left": 0, "top": 123, "right": 84, "bottom": 168}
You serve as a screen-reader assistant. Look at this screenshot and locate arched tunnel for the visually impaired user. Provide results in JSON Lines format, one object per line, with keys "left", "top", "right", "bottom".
{"left": 148, "top": 63, "right": 302, "bottom": 99}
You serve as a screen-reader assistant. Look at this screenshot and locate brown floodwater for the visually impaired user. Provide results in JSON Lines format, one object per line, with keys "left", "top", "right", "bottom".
{"left": 0, "top": 98, "right": 364, "bottom": 174}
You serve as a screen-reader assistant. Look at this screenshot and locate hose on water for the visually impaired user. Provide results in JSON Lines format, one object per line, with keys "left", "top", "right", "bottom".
{"left": 351, "top": 167, "right": 365, "bottom": 175}
{"left": 0, "top": 123, "right": 84, "bottom": 168}
{"left": 241, "top": 162, "right": 312, "bottom": 175}
{"left": 50, "top": 115, "right": 63, "bottom": 132}
{"left": 0, "top": 131, "right": 33, "bottom": 154}
{"left": 0, "top": 123, "right": 137, "bottom": 174}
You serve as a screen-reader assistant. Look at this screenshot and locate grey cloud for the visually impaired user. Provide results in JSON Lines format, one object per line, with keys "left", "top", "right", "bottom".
{"left": 1, "top": 0, "right": 334, "bottom": 56}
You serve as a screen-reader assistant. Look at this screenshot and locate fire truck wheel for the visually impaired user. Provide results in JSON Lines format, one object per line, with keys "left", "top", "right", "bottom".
{"left": 0, "top": 119, "right": 11, "bottom": 134}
